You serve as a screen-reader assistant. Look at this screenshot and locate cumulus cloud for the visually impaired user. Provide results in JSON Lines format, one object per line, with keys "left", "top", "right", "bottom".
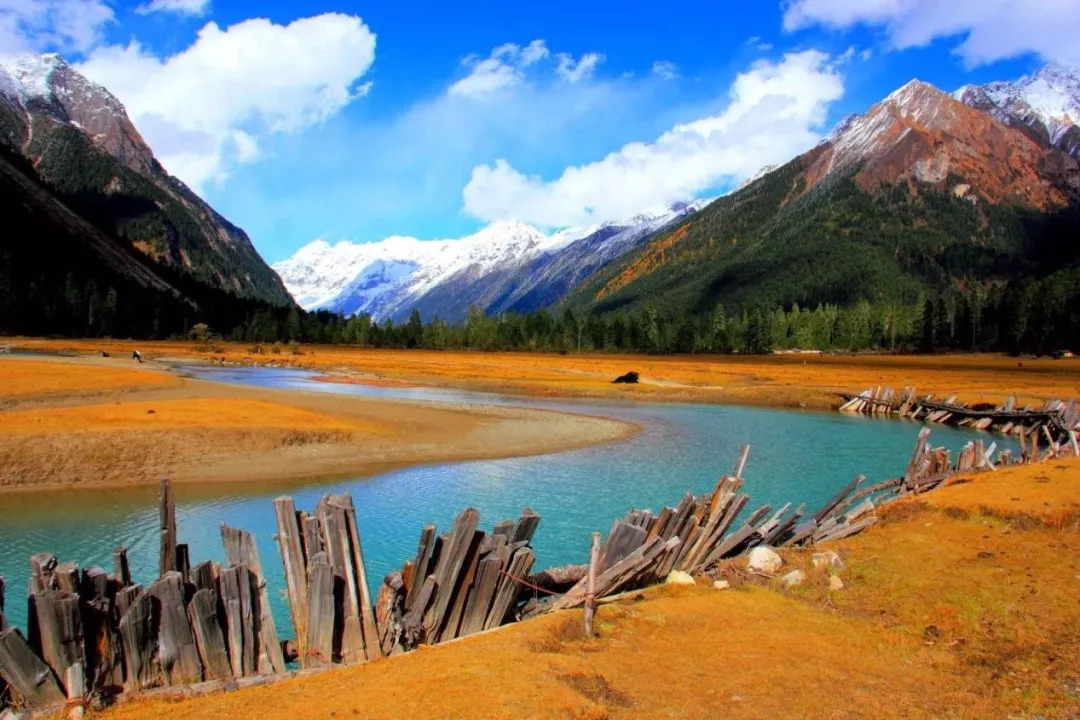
{"left": 782, "top": 0, "right": 1080, "bottom": 66}
{"left": 0, "top": 0, "right": 113, "bottom": 53}
{"left": 462, "top": 50, "right": 844, "bottom": 228}
{"left": 651, "top": 60, "right": 679, "bottom": 80}
{"left": 449, "top": 40, "right": 605, "bottom": 97}
{"left": 556, "top": 52, "right": 603, "bottom": 83}
{"left": 77, "top": 13, "right": 376, "bottom": 189}
{"left": 135, "top": 0, "right": 210, "bottom": 17}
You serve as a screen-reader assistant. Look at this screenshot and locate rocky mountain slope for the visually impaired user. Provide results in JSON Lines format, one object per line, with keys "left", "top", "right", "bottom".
{"left": 954, "top": 63, "right": 1080, "bottom": 159}
{"left": 567, "top": 77, "right": 1080, "bottom": 317}
{"left": 274, "top": 203, "right": 706, "bottom": 323}
{"left": 0, "top": 53, "right": 291, "bottom": 306}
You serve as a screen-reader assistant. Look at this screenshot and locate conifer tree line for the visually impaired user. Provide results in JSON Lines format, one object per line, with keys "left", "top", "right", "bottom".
{"left": 12, "top": 272, "right": 1074, "bottom": 356}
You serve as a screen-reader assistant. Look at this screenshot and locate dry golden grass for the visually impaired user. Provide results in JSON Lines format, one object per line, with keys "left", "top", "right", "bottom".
{"left": 103, "top": 458, "right": 1080, "bottom": 720}
{"left": 0, "top": 356, "right": 176, "bottom": 402}
{"left": 0, "top": 398, "right": 391, "bottom": 436}
{"left": 0, "top": 354, "right": 632, "bottom": 491}
{"left": 12, "top": 338, "right": 1080, "bottom": 409}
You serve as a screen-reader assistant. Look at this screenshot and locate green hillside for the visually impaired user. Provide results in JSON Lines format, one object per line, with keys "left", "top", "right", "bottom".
{"left": 563, "top": 155, "right": 1080, "bottom": 353}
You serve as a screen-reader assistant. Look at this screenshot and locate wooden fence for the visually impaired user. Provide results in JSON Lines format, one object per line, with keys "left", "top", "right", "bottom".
{"left": 2, "top": 419, "right": 1078, "bottom": 717}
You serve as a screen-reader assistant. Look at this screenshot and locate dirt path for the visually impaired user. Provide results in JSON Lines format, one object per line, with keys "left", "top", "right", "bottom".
{"left": 0, "top": 355, "right": 636, "bottom": 492}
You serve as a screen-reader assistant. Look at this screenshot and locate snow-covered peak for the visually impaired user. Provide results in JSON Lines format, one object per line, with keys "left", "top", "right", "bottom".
{"left": 273, "top": 199, "right": 711, "bottom": 320}
{"left": 0, "top": 53, "right": 66, "bottom": 101}
{"left": 954, "top": 63, "right": 1080, "bottom": 154}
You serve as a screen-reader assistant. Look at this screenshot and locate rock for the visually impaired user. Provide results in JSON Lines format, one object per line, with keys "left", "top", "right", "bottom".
{"left": 780, "top": 570, "right": 806, "bottom": 588}
{"left": 664, "top": 570, "right": 695, "bottom": 586}
{"left": 811, "top": 550, "right": 845, "bottom": 572}
{"left": 712, "top": 580, "right": 730, "bottom": 590}
{"left": 829, "top": 575, "right": 844, "bottom": 591}
{"left": 612, "top": 371, "right": 640, "bottom": 384}
{"left": 747, "top": 546, "right": 782, "bottom": 575}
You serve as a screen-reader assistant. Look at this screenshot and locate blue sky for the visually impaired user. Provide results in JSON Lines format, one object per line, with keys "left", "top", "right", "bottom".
{"left": 3, "top": 0, "right": 1077, "bottom": 262}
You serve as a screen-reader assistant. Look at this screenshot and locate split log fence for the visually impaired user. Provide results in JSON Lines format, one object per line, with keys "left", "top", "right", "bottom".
{"left": 2, "top": 413, "right": 1078, "bottom": 716}
{"left": 839, "top": 388, "right": 1080, "bottom": 445}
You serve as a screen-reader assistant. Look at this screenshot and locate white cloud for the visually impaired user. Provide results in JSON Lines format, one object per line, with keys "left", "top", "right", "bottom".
{"left": 450, "top": 40, "right": 549, "bottom": 97}
{"left": 0, "top": 0, "right": 113, "bottom": 53}
{"left": 746, "top": 35, "right": 775, "bottom": 51}
{"left": 652, "top": 60, "right": 679, "bottom": 80}
{"left": 556, "top": 52, "right": 603, "bottom": 83}
{"left": 462, "top": 50, "right": 845, "bottom": 227}
{"left": 135, "top": 0, "right": 210, "bottom": 17}
{"left": 449, "top": 40, "right": 606, "bottom": 97}
{"left": 77, "top": 13, "right": 376, "bottom": 189}
{"left": 782, "top": 0, "right": 1080, "bottom": 66}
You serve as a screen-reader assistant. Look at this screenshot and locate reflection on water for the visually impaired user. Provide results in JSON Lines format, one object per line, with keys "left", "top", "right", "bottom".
{"left": 0, "top": 364, "right": 1014, "bottom": 639}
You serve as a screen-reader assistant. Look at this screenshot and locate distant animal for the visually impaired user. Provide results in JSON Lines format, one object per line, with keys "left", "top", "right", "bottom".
{"left": 132, "top": 350, "right": 142, "bottom": 364}
{"left": 99, "top": 350, "right": 110, "bottom": 358}
{"left": 612, "top": 371, "right": 640, "bottom": 384}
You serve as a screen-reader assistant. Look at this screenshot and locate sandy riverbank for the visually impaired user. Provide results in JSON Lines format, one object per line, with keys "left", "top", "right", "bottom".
{"left": 0, "top": 355, "right": 636, "bottom": 493}
{"left": 9, "top": 337, "right": 1080, "bottom": 409}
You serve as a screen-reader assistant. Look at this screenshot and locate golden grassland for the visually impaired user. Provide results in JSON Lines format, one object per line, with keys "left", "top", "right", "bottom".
{"left": 0, "top": 357, "right": 178, "bottom": 403}
{"left": 0, "top": 355, "right": 633, "bottom": 492}
{"left": 10, "top": 337, "right": 1080, "bottom": 409}
{"left": 101, "top": 458, "right": 1080, "bottom": 720}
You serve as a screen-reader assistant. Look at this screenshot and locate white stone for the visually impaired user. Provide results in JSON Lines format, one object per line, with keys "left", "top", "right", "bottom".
{"left": 747, "top": 546, "right": 783, "bottom": 575}
{"left": 780, "top": 569, "right": 806, "bottom": 588}
{"left": 712, "top": 580, "right": 731, "bottom": 590}
{"left": 812, "top": 550, "right": 846, "bottom": 572}
{"left": 664, "top": 570, "right": 695, "bottom": 586}
{"left": 829, "top": 575, "right": 845, "bottom": 591}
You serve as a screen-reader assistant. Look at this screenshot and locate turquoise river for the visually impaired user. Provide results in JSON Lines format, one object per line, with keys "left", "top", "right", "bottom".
{"left": 0, "top": 365, "right": 1012, "bottom": 638}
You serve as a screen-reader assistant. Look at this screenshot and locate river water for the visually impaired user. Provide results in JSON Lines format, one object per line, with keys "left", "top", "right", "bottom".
{"left": 0, "top": 365, "right": 1007, "bottom": 636}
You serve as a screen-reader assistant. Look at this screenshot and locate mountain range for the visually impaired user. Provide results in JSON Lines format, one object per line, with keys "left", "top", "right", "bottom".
{"left": 276, "top": 64, "right": 1080, "bottom": 325}
{"left": 1, "top": 52, "right": 1078, "bottom": 348}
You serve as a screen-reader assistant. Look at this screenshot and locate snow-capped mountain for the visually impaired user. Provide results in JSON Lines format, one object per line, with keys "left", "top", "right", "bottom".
{"left": 0, "top": 52, "right": 291, "bottom": 304}
{"left": 274, "top": 202, "right": 709, "bottom": 323}
{"left": 954, "top": 63, "right": 1080, "bottom": 158}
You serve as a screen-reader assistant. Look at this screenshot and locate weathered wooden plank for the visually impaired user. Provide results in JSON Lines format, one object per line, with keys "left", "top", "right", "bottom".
{"left": 175, "top": 544, "right": 191, "bottom": 580}
{"left": 812, "top": 475, "right": 865, "bottom": 522}
{"left": 424, "top": 508, "right": 480, "bottom": 640}
{"left": 374, "top": 572, "right": 404, "bottom": 657}
{"left": 458, "top": 555, "right": 502, "bottom": 638}
{"left": 188, "top": 561, "right": 217, "bottom": 596}
{"left": 404, "top": 524, "right": 436, "bottom": 612}
{"left": 113, "top": 585, "right": 142, "bottom": 624}
{"left": 436, "top": 530, "right": 485, "bottom": 643}
{"left": 274, "top": 497, "right": 308, "bottom": 665}
{"left": 79, "top": 566, "right": 121, "bottom": 692}
{"left": 301, "top": 513, "right": 324, "bottom": 569}
{"left": 335, "top": 494, "right": 381, "bottom": 661}
{"left": 304, "top": 553, "right": 334, "bottom": 668}
{"left": 491, "top": 520, "right": 515, "bottom": 540}
{"left": 732, "top": 444, "right": 751, "bottom": 479}
{"left": 147, "top": 572, "right": 202, "bottom": 686}
{"left": 484, "top": 548, "right": 535, "bottom": 630}
{"left": 54, "top": 562, "right": 79, "bottom": 594}
{"left": 401, "top": 575, "right": 437, "bottom": 647}
{"left": 510, "top": 508, "right": 541, "bottom": 544}
{"left": 583, "top": 532, "right": 600, "bottom": 637}
{"left": 599, "top": 520, "right": 647, "bottom": 572}
{"left": 117, "top": 592, "right": 157, "bottom": 692}
{"left": 0, "top": 627, "right": 65, "bottom": 707}
{"left": 113, "top": 547, "right": 131, "bottom": 587}
{"left": 313, "top": 503, "right": 363, "bottom": 665}
{"left": 218, "top": 564, "right": 254, "bottom": 678}
{"left": 159, "top": 477, "right": 178, "bottom": 577}
{"left": 187, "top": 588, "right": 230, "bottom": 681}
{"left": 221, "top": 524, "right": 285, "bottom": 674}
{"left": 34, "top": 590, "right": 84, "bottom": 685}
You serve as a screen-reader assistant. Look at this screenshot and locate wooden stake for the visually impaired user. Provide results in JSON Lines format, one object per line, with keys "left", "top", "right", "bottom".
{"left": 221, "top": 524, "right": 285, "bottom": 674}
{"left": 584, "top": 532, "right": 600, "bottom": 637}
{"left": 273, "top": 497, "right": 308, "bottom": 664}
{"left": 159, "top": 477, "right": 178, "bottom": 577}
{"left": 147, "top": 572, "right": 202, "bottom": 686}
{"left": 64, "top": 661, "right": 86, "bottom": 720}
